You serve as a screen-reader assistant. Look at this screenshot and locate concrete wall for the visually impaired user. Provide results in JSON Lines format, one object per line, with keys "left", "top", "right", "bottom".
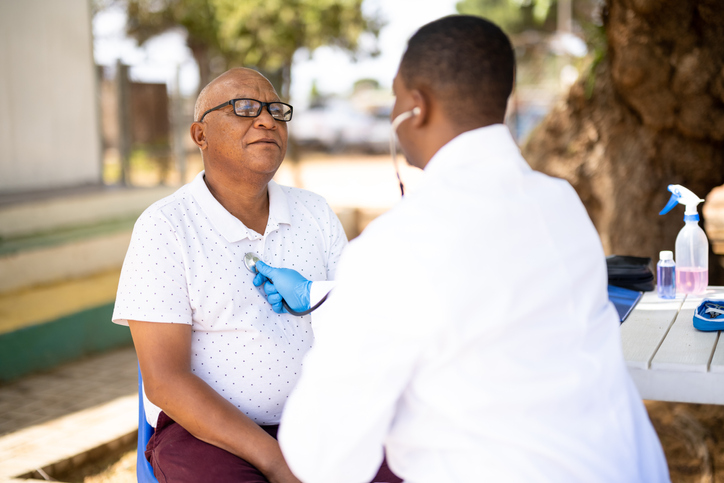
{"left": 0, "top": 0, "right": 101, "bottom": 193}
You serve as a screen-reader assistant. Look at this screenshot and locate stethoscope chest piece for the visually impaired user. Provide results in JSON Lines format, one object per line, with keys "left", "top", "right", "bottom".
{"left": 244, "top": 252, "right": 261, "bottom": 273}
{"left": 242, "top": 251, "right": 327, "bottom": 316}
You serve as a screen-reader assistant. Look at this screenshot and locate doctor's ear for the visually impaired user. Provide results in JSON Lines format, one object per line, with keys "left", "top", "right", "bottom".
{"left": 409, "top": 90, "right": 428, "bottom": 127}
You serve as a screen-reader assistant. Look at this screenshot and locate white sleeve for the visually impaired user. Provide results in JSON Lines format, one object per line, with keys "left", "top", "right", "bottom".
{"left": 112, "top": 209, "right": 191, "bottom": 326}
{"left": 279, "top": 236, "right": 439, "bottom": 482}
{"left": 324, "top": 204, "right": 348, "bottom": 280}
{"left": 310, "top": 281, "right": 336, "bottom": 307}
{"left": 305, "top": 204, "right": 346, "bottom": 318}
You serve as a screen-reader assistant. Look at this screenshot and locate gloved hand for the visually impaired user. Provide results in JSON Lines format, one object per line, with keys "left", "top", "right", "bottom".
{"left": 253, "top": 261, "right": 312, "bottom": 314}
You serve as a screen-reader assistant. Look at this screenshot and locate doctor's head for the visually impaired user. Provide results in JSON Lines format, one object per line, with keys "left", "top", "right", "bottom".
{"left": 392, "top": 15, "right": 515, "bottom": 169}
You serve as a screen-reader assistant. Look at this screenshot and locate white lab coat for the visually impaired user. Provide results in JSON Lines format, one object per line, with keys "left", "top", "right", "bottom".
{"left": 279, "top": 125, "right": 670, "bottom": 483}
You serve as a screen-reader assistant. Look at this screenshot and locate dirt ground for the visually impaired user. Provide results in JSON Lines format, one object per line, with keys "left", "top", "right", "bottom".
{"left": 81, "top": 450, "right": 135, "bottom": 483}
{"left": 59, "top": 446, "right": 135, "bottom": 483}
{"left": 645, "top": 401, "right": 724, "bottom": 483}
{"left": 65, "top": 402, "right": 724, "bottom": 483}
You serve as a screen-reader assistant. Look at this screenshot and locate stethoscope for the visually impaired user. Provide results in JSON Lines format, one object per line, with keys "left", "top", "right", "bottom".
{"left": 389, "top": 107, "right": 421, "bottom": 197}
{"left": 244, "top": 107, "right": 419, "bottom": 315}
{"left": 243, "top": 252, "right": 328, "bottom": 316}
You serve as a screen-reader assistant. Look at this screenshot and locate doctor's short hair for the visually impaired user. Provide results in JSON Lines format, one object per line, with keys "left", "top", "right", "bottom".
{"left": 399, "top": 15, "right": 515, "bottom": 126}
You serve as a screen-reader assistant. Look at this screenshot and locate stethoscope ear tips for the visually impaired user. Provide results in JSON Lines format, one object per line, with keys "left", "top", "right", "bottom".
{"left": 412, "top": 107, "right": 421, "bottom": 116}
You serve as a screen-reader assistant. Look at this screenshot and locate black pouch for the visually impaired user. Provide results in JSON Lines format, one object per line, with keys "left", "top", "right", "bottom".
{"left": 606, "top": 255, "right": 655, "bottom": 292}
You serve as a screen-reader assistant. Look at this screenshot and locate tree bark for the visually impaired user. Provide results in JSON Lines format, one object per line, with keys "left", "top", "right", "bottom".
{"left": 523, "top": 0, "right": 724, "bottom": 283}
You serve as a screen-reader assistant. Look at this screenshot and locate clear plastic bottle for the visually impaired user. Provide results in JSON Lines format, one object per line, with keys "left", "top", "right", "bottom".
{"left": 675, "top": 217, "right": 708, "bottom": 295}
{"left": 657, "top": 250, "right": 676, "bottom": 299}
{"left": 659, "top": 185, "right": 709, "bottom": 296}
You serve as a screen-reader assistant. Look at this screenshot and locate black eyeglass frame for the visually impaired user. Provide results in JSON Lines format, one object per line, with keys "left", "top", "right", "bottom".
{"left": 197, "top": 98, "right": 294, "bottom": 123}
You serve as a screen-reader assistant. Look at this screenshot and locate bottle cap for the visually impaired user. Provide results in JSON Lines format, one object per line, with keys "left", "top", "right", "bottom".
{"left": 659, "top": 250, "right": 674, "bottom": 261}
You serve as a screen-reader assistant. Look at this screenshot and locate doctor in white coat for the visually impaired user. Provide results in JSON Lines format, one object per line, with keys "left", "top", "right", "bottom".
{"left": 254, "top": 15, "right": 670, "bottom": 483}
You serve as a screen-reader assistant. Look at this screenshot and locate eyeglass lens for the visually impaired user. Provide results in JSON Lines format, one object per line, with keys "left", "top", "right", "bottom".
{"left": 234, "top": 99, "right": 292, "bottom": 121}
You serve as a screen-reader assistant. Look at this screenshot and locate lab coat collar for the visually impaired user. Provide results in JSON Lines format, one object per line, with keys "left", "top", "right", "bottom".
{"left": 189, "top": 171, "right": 292, "bottom": 243}
{"left": 424, "top": 123, "right": 525, "bottom": 176}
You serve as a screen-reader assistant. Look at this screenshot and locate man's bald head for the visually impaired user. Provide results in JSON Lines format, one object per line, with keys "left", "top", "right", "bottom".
{"left": 399, "top": 15, "right": 515, "bottom": 128}
{"left": 194, "top": 68, "right": 279, "bottom": 122}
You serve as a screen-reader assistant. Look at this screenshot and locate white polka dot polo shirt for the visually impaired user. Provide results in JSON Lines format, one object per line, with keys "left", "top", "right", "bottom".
{"left": 112, "top": 171, "right": 347, "bottom": 427}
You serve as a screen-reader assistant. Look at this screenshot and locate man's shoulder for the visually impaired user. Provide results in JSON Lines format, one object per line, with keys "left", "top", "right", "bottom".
{"left": 278, "top": 184, "right": 332, "bottom": 211}
{"left": 135, "top": 184, "right": 193, "bottom": 226}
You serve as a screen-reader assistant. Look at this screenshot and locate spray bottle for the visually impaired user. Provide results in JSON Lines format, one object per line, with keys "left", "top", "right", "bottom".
{"left": 659, "top": 184, "right": 709, "bottom": 295}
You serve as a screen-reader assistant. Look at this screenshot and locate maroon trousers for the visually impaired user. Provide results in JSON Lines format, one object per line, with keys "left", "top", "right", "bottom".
{"left": 146, "top": 412, "right": 402, "bottom": 483}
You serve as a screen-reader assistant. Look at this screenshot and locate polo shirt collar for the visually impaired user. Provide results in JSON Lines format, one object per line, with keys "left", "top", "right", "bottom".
{"left": 267, "top": 179, "right": 292, "bottom": 230}
{"left": 188, "top": 171, "right": 291, "bottom": 243}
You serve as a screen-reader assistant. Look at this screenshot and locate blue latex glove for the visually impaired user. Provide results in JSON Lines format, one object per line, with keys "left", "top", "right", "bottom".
{"left": 253, "top": 261, "right": 312, "bottom": 314}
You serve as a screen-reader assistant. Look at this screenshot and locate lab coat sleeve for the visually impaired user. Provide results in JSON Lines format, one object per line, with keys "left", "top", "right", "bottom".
{"left": 325, "top": 202, "right": 348, "bottom": 280}
{"left": 310, "top": 281, "right": 336, "bottom": 307}
{"left": 279, "top": 235, "right": 440, "bottom": 483}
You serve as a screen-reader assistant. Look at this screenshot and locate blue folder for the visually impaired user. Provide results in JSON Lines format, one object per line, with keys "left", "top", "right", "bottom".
{"left": 607, "top": 284, "right": 643, "bottom": 323}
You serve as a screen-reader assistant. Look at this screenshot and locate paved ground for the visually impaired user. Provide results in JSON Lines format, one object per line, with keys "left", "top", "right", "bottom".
{"left": 0, "top": 346, "right": 138, "bottom": 482}
{"left": 0, "top": 346, "right": 137, "bottom": 438}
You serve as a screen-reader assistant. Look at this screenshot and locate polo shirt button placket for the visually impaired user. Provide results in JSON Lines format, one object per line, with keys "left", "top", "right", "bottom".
{"left": 261, "top": 225, "right": 279, "bottom": 267}
{"left": 252, "top": 236, "right": 265, "bottom": 266}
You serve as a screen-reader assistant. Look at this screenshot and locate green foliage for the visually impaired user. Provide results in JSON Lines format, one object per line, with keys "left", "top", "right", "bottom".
{"left": 126, "top": 0, "right": 221, "bottom": 52}
{"left": 456, "top": 0, "right": 603, "bottom": 37}
{"left": 353, "top": 78, "right": 380, "bottom": 91}
{"left": 583, "top": 23, "right": 606, "bottom": 99}
{"left": 117, "top": 0, "right": 382, "bottom": 95}
{"left": 456, "top": 0, "right": 555, "bottom": 34}
{"left": 213, "top": 0, "right": 380, "bottom": 71}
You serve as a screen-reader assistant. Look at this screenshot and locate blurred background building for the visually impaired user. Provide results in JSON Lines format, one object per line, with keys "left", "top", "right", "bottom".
{"left": 0, "top": 1, "right": 102, "bottom": 193}
{"left": 0, "top": 0, "right": 176, "bottom": 382}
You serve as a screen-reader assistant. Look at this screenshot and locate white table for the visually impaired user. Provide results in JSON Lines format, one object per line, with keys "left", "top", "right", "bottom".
{"left": 621, "top": 286, "right": 724, "bottom": 404}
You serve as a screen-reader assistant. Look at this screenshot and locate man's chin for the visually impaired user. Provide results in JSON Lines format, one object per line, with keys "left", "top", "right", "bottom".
{"left": 242, "top": 155, "right": 285, "bottom": 174}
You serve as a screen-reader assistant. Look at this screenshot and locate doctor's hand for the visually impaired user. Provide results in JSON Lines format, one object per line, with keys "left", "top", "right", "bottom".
{"left": 253, "top": 261, "right": 312, "bottom": 314}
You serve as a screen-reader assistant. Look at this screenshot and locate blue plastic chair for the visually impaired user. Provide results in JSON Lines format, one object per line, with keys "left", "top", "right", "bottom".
{"left": 137, "top": 366, "right": 159, "bottom": 483}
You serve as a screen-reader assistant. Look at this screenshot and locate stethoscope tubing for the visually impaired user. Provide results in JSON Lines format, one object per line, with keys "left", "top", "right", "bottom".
{"left": 281, "top": 292, "right": 329, "bottom": 317}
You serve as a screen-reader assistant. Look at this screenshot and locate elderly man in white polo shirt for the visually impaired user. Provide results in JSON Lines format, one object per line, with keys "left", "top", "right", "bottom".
{"left": 111, "top": 68, "right": 386, "bottom": 483}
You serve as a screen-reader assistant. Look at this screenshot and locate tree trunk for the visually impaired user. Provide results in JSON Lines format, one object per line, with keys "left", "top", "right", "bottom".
{"left": 523, "top": 0, "right": 724, "bottom": 284}
{"left": 190, "top": 43, "right": 212, "bottom": 96}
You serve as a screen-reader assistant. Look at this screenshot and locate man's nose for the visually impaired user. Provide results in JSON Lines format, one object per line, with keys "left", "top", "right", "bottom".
{"left": 253, "top": 107, "right": 277, "bottom": 129}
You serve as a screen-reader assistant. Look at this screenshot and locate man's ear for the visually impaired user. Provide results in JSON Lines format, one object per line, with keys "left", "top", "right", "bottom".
{"left": 409, "top": 89, "right": 429, "bottom": 127}
{"left": 190, "top": 122, "right": 207, "bottom": 150}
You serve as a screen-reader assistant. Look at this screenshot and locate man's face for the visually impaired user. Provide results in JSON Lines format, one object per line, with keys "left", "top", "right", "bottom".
{"left": 199, "top": 70, "right": 288, "bottom": 181}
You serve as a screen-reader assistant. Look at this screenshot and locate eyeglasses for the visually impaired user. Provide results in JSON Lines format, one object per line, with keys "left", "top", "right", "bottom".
{"left": 197, "top": 98, "right": 293, "bottom": 123}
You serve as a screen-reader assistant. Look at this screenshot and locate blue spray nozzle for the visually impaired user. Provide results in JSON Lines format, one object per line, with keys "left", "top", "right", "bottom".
{"left": 659, "top": 184, "right": 704, "bottom": 217}
{"left": 659, "top": 190, "right": 679, "bottom": 215}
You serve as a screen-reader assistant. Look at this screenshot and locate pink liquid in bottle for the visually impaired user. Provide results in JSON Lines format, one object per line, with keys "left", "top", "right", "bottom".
{"left": 676, "top": 267, "right": 708, "bottom": 295}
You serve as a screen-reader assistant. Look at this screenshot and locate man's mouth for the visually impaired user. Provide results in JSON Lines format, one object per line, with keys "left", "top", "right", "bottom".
{"left": 250, "top": 138, "right": 279, "bottom": 147}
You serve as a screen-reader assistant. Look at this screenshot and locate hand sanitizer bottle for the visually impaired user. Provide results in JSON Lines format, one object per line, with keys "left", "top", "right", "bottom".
{"left": 657, "top": 251, "right": 676, "bottom": 299}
